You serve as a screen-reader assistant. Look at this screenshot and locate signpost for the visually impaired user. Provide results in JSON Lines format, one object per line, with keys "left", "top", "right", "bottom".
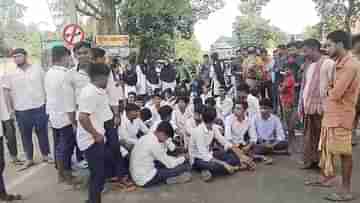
{"left": 62, "top": 24, "right": 85, "bottom": 47}
{"left": 95, "top": 35, "right": 129, "bottom": 57}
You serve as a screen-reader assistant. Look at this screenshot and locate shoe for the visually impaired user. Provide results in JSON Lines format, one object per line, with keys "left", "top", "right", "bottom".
{"left": 166, "top": 172, "right": 192, "bottom": 185}
{"left": 42, "top": 156, "right": 54, "bottom": 164}
{"left": 0, "top": 193, "right": 22, "bottom": 201}
{"left": 77, "top": 160, "right": 88, "bottom": 169}
{"left": 200, "top": 170, "right": 212, "bottom": 182}
{"left": 11, "top": 157, "right": 24, "bottom": 166}
{"left": 17, "top": 160, "right": 35, "bottom": 172}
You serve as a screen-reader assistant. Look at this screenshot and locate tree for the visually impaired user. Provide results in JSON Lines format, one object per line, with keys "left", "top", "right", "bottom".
{"left": 175, "top": 35, "right": 203, "bottom": 65}
{"left": 239, "top": 0, "right": 270, "bottom": 15}
{"left": 313, "top": 0, "right": 360, "bottom": 33}
{"left": 232, "top": 15, "right": 287, "bottom": 48}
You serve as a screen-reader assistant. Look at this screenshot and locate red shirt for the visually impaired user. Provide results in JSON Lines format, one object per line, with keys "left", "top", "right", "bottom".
{"left": 280, "top": 73, "right": 295, "bottom": 108}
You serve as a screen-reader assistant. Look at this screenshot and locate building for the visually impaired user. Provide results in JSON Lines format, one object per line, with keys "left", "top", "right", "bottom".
{"left": 210, "top": 36, "right": 237, "bottom": 60}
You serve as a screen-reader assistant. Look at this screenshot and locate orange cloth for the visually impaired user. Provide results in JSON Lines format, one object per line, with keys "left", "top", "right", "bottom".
{"left": 322, "top": 54, "right": 360, "bottom": 129}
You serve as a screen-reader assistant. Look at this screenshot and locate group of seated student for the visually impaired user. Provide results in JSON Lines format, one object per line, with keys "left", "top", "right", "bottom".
{"left": 76, "top": 60, "right": 289, "bottom": 203}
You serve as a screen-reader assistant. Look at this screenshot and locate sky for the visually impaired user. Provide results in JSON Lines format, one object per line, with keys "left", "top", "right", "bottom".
{"left": 19, "top": 0, "right": 320, "bottom": 50}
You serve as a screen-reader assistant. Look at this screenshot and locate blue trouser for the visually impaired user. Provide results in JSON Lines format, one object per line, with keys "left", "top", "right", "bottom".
{"left": 144, "top": 161, "right": 190, "bottom": 187}
{"left": 85, "top": 143, "right": 105, "bottom": 203}
{"left": 15, "top": 105, "right": 50, "bottom": 161}
{"left": 53, "top": 125, "right": 76, "bottom": 170}
{"left": 192, "top": 150, "right": 240, "bottom": 176}
{"left": 104, "top": 119, "right": 128, "bottom": 179}
{"left": 0, "top": 137, "right": 6, "bottom": 194}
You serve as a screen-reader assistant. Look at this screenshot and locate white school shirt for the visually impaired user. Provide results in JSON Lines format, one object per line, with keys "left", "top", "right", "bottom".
{"left": 216, "top": 96, "right": 234, "bottom": 120}
{"left": 44, "top": 65, "right": 72, "bottom": 129}
{"left": 130, "top": 133, "right": 185, "bottom": 186}
{"left": 119, "top": 115, "right": 149, "bottom": 145}
{"left": 249, "top": 114, "right": 285, "bottom": 143}
{"left": 77, "top": 84, "right": 113, "bottom": 151}
{"left": 246, "top": 94, "right": 260, "bottom": 121}
{"left": 172, "top": 105, "right": 193, "bottom": 134}
{"left": 0, "top": 84, "right": 11, "bottom": 138}
{"left": 189, "top": 123, "right": 233, "bottom": 164}
{"left": 2, "top": 64, "right": 46, "bottom": 111}
{"left": 136, "top": 65, "right": 147, "bottom": 95}
{"left": 64, "top": 69, "right": 121, "bottom": 113}
{"left": 225, "top": 114, "right": 256, "bottom": 145}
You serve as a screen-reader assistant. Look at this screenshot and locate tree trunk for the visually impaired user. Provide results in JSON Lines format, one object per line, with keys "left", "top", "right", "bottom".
{"left": 345, "top": 0, "right": 353, "bottom": 33}
{"left": 97, "top": 0, "right": 117, "bottom": 34}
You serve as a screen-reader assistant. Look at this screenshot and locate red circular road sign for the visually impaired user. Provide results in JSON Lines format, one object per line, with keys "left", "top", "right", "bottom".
{"left": 62, "top": 24, "right": 85, "bottom": 46}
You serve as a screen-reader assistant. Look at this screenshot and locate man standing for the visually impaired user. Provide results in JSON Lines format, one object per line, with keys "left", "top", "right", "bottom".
{"left": 3, "top": 48, "right": 52, "bottom": 170}
{"left": 351, "top": 34, "right": 360, "bottom": 145}
{"left": 316, "top": 31, "right": 360, "bottom": 202}
{"left": 78, "top": 63, "right": 113, "bottom": 203}
{"left": 300, "top": 39, "right": 335, "bottom": 169}
{"left": 199, "top": 54, "right": 211, "bottom": 85}
{"left": 45, "top": 46, "right": 77, "bottom": 186}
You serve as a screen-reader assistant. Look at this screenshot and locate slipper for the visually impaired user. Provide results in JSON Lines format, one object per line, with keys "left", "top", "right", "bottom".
{"left": 304, "top": 180, "right": 333, "bottom": 188}
{"left": 0, "top": 194, "right": 23, "bottom": 201}
{"left": 17, "top": 162, "right": 35, "bottom": 172}
{"left": 324, "top": 193, "right": 356, "bottom": 202}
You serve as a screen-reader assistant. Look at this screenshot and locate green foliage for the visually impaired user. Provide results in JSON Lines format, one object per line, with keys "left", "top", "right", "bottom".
{"left": 312, "top": 0, "right": 360, "bottom": 32}
{"left": 175, "top": 36, "right": 203, "bottom": 65}
{"left": 239, "top": 0, "right": 270, "bottom": 15}
{"left": 233, "top": 15, "right": 287, "bottom": 48}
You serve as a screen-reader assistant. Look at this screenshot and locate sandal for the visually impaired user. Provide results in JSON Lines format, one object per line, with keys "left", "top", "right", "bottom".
{"left": 304, "top": 179, "right": 333, "bottom": 188}
{"left": 324, "top": 193, "right": 356, "bottom": 202}
{"left": 0, "top": 194, "right": 23, "bottom": 201}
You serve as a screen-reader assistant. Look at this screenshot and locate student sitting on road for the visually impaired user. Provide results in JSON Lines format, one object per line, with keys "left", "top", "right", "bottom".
{"left": 130, "top": 121, "right": 191, "bottom": 187}
{"left": 249, "top": 99, "right": 289, "bottom": 156}
{"left": 119, "top": 103, "right": 150, "bottom": 151}
{"left": 189, "top": 106, "right": 241, "bottom": 182}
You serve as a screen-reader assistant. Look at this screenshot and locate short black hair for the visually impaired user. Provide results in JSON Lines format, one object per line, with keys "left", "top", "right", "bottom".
{"left": 327, "top": 30, "right": 352, "bottom": 50}
{"left": 295, "top": 41, "right": 304, "bottom": 49}
{"left": 177, "top": 96, "right": 190, "bottom": 104}
{"left": 140, "top": 108, "right": 152, "bottom": 122}
{"left": 277, "top": 44, "right": 286, "bottom": 49}
{"left": 12, "top": 48, "right": 27, "bottom": 56}
{"left": 352, "top": 34, "right": 360, "bottom": 47}
{"left": 162, "top": 88, "right": 173, "bottom": 97}
{"left": 303, "top": 39, "right": 321, "bottom": 51}
{"left": 193, "top": 97, "right": 203, "bottom": 106}
{"left": 52, "top": 46, "right": 71, "bottom": 63}
{"left": 238, "top": 82, "right": 250, "bottom": 94}
{"left": 156, "top": 121, "right": 175, "bottom": 138}
{"left": 88, "top": 63, "right": 110, "bottom": 80}
{"left": 91, "top": 47, "right": 106, "bottom": 59}
{"left": 125, "top": 103, "right": 140, "bottom": 113}
{"left": 259, "top": 98, "right": 273, "bottom": 109}
{"left": 203, "top": 54, "right": 209, "bottom": 58}
{"left": 202, "top": 106, "right": 217, "bottom": 124}
{"left": 194, "top": 104, "right": 205, "bottom": 114}
{"left": 205, "top": 97, "right": 216, "bottom": 107}
{"left": 128, "top": 92, "right": 137, "bottom": 97}
{"left": 73, "top": 41, "right": 91, "bottom": 52}
{"left": 287, "top": 42, "right": 297, "bottom": 49}
{"left": 211, "top": 52, "right": 219, "bottom": 61}
{"left": 158, "top": 105, "right": 173, "bottom": 120}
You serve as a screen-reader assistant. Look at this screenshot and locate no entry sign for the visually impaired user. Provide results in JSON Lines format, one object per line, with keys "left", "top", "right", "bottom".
{"left": 62, "top": 24, "right": 85, "bottom": 46}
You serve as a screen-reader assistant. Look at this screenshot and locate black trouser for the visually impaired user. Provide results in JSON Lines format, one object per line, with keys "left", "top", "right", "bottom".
{"left": 0, "top": 137, "right": 6, "bottom": 194}
{"left": 1, "top": 120, "right": 17, "bottom": 158}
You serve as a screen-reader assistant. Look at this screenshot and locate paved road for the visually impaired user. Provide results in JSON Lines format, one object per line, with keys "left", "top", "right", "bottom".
{"left": 3, "top": 132, "right": 360, "bottom": 203}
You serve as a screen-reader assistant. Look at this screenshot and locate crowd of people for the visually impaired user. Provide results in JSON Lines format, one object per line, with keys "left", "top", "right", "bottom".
{"left": 0, "top": 30, "right": 359, "bottom": 203}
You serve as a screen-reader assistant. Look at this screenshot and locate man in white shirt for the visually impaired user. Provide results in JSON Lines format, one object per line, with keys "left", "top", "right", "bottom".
{"left": 119, "top": 103, "right": 149, "bottom": 150}
{"left": 216, "top": 88, "right": 234, "bottom": 121}
{"left": 250, "top": 99, "right": 288, "bottom": 155}
{"left": 45, "top": 46, "right": 77, "bottom": 185}
{"left": 184, "top": 104, "right": 204, "bottom": 148}
{"left": 172, "top": 96, "right": 192, "bottom": 146}
{"left": 189, "top": 106, "right": 241, "bottom": 182}
{"left": 0, "top": 76, "right": 21, "bottom": 165}
{"left": 225, "top": 101, "right": 256, "bottom": 151}
{"left": 238, "top": 83, "right": 260, "bottom": 121}
{"left": 78, "top": 63, "right": 113, "bottom": 203}
{"left": 130, "top": 121, "right": 191, "bottom": 187}
{"left": 0, "top": 78, "right": 22, "bottom": 201}
{"left": 3, "top": 48, "right": 52, "bottom": 169}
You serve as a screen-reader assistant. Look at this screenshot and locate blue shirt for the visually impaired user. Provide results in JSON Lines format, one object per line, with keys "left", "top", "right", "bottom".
{"left": 250, "top": 114, "right": 285, "bottom": 143}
